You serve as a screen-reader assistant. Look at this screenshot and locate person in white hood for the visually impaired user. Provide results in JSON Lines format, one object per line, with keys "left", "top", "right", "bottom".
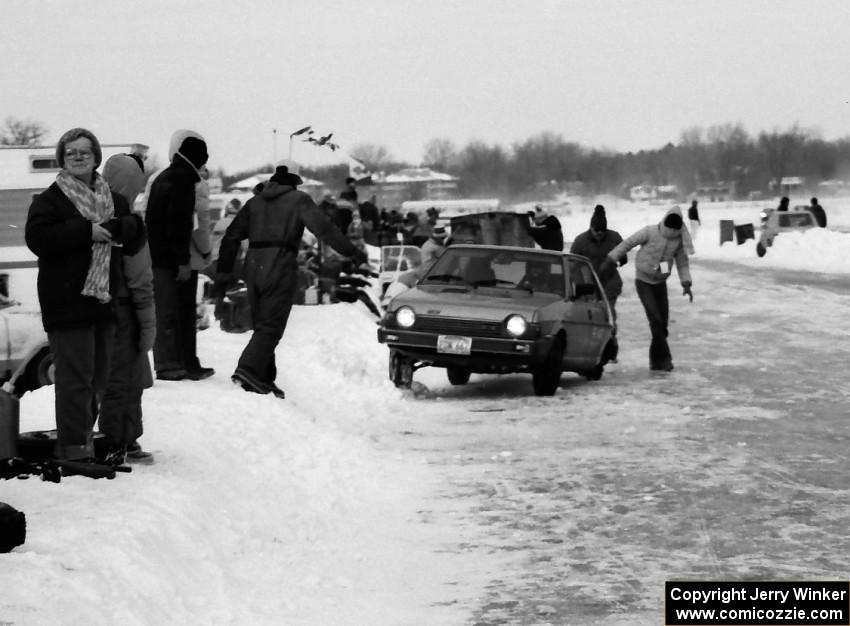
{"left": 604, "top": 205, "right": 694, "bottom": 371}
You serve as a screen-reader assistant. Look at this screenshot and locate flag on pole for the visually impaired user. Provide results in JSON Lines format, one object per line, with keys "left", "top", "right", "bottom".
{"left": 348, "top": 156, "right": 373, "bottom": 184}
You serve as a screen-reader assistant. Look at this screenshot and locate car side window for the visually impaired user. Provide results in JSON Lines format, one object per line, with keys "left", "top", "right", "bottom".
{"left": 568, "top": 259, "right": 600, "bottom": 301}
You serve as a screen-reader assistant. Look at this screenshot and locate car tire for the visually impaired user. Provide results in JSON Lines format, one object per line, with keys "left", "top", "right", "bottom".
{"left": 388, "top": 350, "right": 413, "bottom": 389}
{"left": 446, "top": 367, "right": 471, "bottom": 385}
{"left": 15, "top": 348, "right": 54, "bottom": 395}
{"left": 756, "top": 242, "right": 767, "bottom": 257}
{"left": 532, "top": 338, "right": 563, "bottom": 396}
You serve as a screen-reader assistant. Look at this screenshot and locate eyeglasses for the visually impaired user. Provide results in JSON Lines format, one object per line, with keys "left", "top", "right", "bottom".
{"left": 64, "top": 149, "right": 94, "bottom": 160}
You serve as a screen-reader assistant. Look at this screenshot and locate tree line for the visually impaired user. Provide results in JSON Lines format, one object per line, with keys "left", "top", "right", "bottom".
{"left": 5, "top": 116, "right": 850, "bottom": 201}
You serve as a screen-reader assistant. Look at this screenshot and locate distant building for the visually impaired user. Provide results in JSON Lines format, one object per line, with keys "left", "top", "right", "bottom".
{"left": 373, "top": 167, "right": 459, "bottom": 209}
{"left": 694, "top": 182, "right": 732, "bottom": 203}
{"left": 226, "top": 172, "right": 326, "bottom": 202}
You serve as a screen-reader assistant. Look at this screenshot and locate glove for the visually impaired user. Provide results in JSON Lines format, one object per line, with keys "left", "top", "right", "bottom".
{"left": 176, "top": 264, "right": 192, "bottom": 282}
{"left": 598, "top": 256, "right": 616, "bottom": 276}
{"left": 682, "top": 281, "right": 693, "bottom": 302}
{"left": 136, "top": 305, "right": 156, "bottom": 352}
{"left": 210, "top": 272, "right": 235, "bottom": 298}
{"left": 351, "top": 248, "right": 369, "bottom": 267}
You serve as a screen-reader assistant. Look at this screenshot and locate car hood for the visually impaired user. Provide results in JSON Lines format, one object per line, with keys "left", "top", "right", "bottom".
{"left": 387, "top": 285, "right": 560, "bottom": 321}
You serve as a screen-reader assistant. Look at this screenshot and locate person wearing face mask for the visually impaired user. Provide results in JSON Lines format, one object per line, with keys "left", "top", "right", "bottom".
{"left": 570, "top": 205, "right": 625, "bottom": 360}
{"left": 144, "top": 130, "right": 214, "bottom": 382}
{"left": 603, "top": 205, "right": 694, "bottom": 372}
{"left": 25, "top": 128, "right": 142, "bottom": 466}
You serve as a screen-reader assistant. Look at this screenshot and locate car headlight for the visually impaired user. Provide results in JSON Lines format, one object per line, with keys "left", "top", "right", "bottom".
{"left": 395, "top": 306, "right": 416, "bottom": 329}
{"left": 504, "top": 314, "right": 528, "bottom": 338}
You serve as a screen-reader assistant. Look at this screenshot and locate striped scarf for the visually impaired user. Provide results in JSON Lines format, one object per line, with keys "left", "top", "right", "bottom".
{"left": 55, "top": 170, "right": 115, "bottom": 303}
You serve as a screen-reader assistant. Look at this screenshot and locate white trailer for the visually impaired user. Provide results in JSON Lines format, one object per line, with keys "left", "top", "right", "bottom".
{"left": 0, "top": 143, "right": 141, "bottom": 247}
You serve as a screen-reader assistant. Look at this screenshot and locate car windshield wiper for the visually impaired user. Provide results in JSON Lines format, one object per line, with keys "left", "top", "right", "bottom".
{"left": 423, "top": 274, "right": 475, "bottom": 289}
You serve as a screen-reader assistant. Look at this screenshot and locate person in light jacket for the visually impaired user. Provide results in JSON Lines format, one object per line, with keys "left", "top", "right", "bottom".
{"left": 604, "top": 205, "right": 694, "bottom": 371}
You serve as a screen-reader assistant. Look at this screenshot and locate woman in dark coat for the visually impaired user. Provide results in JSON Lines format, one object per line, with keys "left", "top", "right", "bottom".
{"left": 25, "top": 128, "right": 140, "bottom": 462}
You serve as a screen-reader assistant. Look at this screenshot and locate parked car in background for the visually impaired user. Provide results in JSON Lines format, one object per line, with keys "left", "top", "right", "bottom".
{"left": 377, "top": 245, "right": 616, "bottom": 396}
{"left": 0, "top": 296, "right": 53, "bottom": 395}
{"left": 756, "top": 207, "right": 817, "bottom": 257}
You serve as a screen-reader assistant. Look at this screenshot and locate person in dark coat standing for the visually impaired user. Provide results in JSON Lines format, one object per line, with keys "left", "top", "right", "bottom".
{"left": 809, "top": 197, "right": 827, "bottom": 228}
{"left": 145, "top": 130, "right": 213, "bottom": 381}
{"left": 777, "top": 196, "right": 790, "bottom": 211}
{"left": 569, "top": 205, "right": 625, "bottom": 360}
{"left": 216, "top": 161, "right": 366, "bottom": 398}
{"left": 528, "top": 205, "right": 564, "bottom": 251}
{"left": 687, "top": 199, "right": 701, "bottom": 239}
{"left": 25, "top": 128, "right": 140, "bottom": 463}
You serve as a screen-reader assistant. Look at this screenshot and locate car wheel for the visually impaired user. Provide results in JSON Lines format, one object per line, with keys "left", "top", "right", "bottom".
{"left": 388, "top": 350, "right": 413, "bottom": 389}
{"left": 446, "top": 366, "right": 471, "bottom": 385}
{"left": 15, "top": 348, "right": 55, "bottom": 395}
{"left": 532, "top": 338, "right": 563, "bottom": 396}
{"left": 756, "top": 242, "right": 767, "bottom": 257}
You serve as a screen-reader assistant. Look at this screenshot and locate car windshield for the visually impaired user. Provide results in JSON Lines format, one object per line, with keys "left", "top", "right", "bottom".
{"left": 380, "top": 246, "right": 422, "bottom": 272}
{"left": 421, "top": 248, "right": 565, "bottom": 295}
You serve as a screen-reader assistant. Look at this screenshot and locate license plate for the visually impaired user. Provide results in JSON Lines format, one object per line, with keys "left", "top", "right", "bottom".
{"left": 437, "top": 335, "right": 472, "bottom": 355}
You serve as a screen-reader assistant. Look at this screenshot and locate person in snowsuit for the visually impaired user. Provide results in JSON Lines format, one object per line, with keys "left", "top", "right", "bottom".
{"left": 687, "top": 199, "right": 701, "bottom": 239}
{"left": 216, "top": 162, "right": 366, "bottom": 398}
{"left": 809, "top": 197, "right": 827, "bottom": 228}
{"left": 25, "top": 128, "right": 142, "bottom": 463}
{"left": 528, "top": 205, "right": 564, "bottom": 251}
{"left": 99, "top": 154, "right": 156, "bottom": 464}
{"left": 569, "top": 205, "right": 625, "bottom": 360}
{"left": 604, "top": 205, "right": 693, "bottom": 372}
{"left": 145, "top": 130, "right": 214, "bottom": 381}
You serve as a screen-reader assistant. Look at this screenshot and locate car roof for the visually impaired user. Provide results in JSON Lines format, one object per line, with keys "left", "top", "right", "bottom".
{"left": 445, "top": 244, "right": 587, "bottom": 261}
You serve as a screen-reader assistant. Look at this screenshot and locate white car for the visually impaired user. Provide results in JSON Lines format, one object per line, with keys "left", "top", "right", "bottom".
{"left": 0, "top": 296, "right": 53, "bottom": 395}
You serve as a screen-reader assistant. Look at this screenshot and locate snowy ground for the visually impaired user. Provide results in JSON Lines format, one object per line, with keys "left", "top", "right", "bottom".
{"left": 1, "top": 196, "right": 848, "bottom": 625}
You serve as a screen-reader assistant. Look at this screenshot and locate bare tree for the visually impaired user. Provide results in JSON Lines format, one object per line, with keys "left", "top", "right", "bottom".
{"left": 0, "top": 116, "right": 49, "bottom": 146}
{"left": 349, "top": 143, "right": 392, "bottom": 171}
{"left": 758, "top": 124, "right": 809, "bottom": 190}
{"left": 422, "top": 138, "right": 457, "bottom": 170}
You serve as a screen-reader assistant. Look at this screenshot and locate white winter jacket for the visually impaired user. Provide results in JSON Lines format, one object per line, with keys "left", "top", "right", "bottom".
{"left": 608, "top": 206, "right": 692, "bottom": 285}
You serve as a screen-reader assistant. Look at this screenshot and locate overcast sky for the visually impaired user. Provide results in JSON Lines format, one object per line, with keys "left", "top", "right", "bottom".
{"left": 3, "top": 0, "right": 849, "bottom": 173}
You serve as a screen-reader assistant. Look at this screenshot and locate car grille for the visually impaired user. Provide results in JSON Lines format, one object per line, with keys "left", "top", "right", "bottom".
{"left": 413, "top": 315, "right": 505, "bottom": 338}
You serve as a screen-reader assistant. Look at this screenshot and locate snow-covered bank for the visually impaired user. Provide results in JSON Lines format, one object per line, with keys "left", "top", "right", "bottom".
{"left": 543, "top": 196, "right": 850, "bottom": 276}
{"left": 1, "top": 306, "right": 490, "bottom": 626}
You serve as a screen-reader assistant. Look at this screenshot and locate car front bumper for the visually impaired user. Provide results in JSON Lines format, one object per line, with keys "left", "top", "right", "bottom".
{"left": 377, "top": 326, "right": 554, "bottom": 372}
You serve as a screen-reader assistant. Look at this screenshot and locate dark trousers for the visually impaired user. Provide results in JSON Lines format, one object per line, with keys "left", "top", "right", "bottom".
{"left": 634, "top": 279, "right": 671, "bottom": 366}
{"left": 98, "top": 302, "right": 145, "bottom": 447}
{"left": 153, "top": 268, "right": 199, "bottom": 372}
{"left": 48, "top": 320, "right": 115, "bottom": 460}
{"left": 236, "top": 269, "right": 296, "bottom": 385}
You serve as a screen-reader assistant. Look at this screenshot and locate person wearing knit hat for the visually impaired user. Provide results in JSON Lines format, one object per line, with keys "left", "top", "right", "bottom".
{"left": 216, "top": 159, "right": 366, "bottom": 399}
{"left": 420, "top": 224, "right": 448, "bottom": 268}
{"left": 26, "top": 127, "right": 135, "bottom": 463}
{"left": 144, "top": 129, "right": 214, "bottom": 381}
{"left": 528, "top": 204, "right": 564, "bottom": 251}
{"left": 100, "top": 154, "right": 156, "bottom": 464}
{"left": 603, "top": 205, "right": 694, "bottom": 372}
{"left": 569, "top": 204, "right": 625, "bottom": 361}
